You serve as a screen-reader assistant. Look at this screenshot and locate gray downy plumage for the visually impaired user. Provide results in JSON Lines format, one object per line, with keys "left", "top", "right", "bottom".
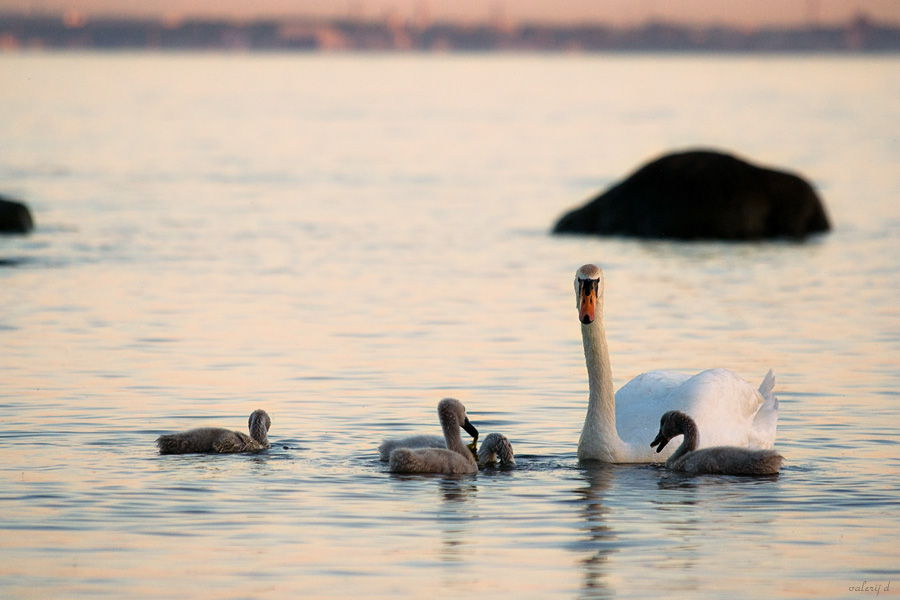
{"left": 388, "top": 398, "right": 478, "bottom": 475}
{"left": 156, "top": 409, "right": 271, "bottom": 454}
{"left": 651, "top": 410, "right": 782, "bottom": 475}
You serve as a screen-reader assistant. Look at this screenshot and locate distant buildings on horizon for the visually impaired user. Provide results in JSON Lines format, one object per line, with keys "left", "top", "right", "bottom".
{"left": 1, "top": 12, "right": 899, "bottom": 52}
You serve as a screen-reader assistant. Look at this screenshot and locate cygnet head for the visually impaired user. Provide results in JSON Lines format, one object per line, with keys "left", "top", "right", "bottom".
{"left": 575, "top": 264, "right": 603, "bottom": 325}
{"left": 650, "top": 410, "right": 691, "bottom": 453}
{"left": 478, "top": 432, "right": 516, "bottom": 467}
{"left": 248, "top": 409, "right": 271, "bottom": 444}
{"left": 438, "top": 397, "right": 479, "bottom": 442}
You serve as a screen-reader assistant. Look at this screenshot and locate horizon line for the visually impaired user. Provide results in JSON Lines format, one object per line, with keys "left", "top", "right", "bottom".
{"left": 3, "top": 9, "right": 899, "bottom": 30}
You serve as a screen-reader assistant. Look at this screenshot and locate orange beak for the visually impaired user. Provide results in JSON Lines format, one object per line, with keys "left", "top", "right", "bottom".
{"left": 579, "top": 282, "right": 596, "bottom": 324}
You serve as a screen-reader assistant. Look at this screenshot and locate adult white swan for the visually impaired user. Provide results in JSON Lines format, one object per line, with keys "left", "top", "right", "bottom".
{"left": 574, "top": 264, "right": 778, "bottom": 463}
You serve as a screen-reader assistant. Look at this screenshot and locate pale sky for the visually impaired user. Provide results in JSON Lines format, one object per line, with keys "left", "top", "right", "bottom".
{"left": 2, "top": 0, "right": 900, "bottom": 26}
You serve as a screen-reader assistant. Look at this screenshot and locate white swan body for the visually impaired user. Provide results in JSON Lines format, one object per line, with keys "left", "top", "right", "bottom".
{"left": 575, "top": 264, "right": 778, "bottom": 463}
{"left": 388, "top": 398, "right": 479, "bottom": 475}
{"left": 156, "top": 409, "right": 271, "bottom": 454}
{"left": 651, "top": 410, "right": 783, "bottom": 475}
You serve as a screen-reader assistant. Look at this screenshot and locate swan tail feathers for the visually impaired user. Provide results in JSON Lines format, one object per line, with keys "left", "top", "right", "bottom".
{"left": 751, "top": 369, "right": 779, "bottom": 448}
{"left": 758, "top": 368, "right": 778, "bottom": 414}
{"left": 156, "top": 434, "right": 183, "bottom": 454}
{"left": 156, "top": 430, "right": 217, "bottom": 454}
{"left": 388, "top": 448, "right": 414, "bottom": 471}
{"left": 377, "top": 440, "right": 397, "bottom": 462}
{"left": 758, "top": 369, "right": 776, "bottom": 402}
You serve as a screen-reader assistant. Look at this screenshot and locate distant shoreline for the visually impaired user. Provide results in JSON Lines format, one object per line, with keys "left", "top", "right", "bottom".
{"left": 2, "top": 13, "right": 900, "bottom": 53}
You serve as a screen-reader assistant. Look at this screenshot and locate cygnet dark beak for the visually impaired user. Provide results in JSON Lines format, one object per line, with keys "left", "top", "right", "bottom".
{"left": 650, "top": 431, "right": 669, "bottom": 452}
{"left": 462, "top": 417, "right": 478, "bottom": 443}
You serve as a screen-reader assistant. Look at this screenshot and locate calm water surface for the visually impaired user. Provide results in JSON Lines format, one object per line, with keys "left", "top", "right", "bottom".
{"left": 1, "top": 53, "right": 899, "bottom": 599}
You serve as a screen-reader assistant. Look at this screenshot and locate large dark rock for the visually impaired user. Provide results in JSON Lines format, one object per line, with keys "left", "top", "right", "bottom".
{"left": 0, "top": 195, "right": 34, "bottom": 234}
{"left": 553, "top": 149, "right": 830, "bottom": 241}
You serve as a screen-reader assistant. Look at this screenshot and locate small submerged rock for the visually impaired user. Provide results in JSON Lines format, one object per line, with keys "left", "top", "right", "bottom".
{"left": 0, "top": 195, "right": 34, "bottom": 234}
{"left": 552, "top": 149, "right": 830, "bottom": 241}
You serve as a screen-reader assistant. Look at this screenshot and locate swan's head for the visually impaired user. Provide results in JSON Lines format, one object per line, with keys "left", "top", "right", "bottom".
{"left": 438, "top": 397, "right": 479, "bottom": 443}
{"left": 575, "top": 264, "right": 603, "bottom": 325}
{"left": 248, "top": 409, "right": 271, "bottom": 444}
{"left": 650, "top": 410, "right": 689, "bottom": 453}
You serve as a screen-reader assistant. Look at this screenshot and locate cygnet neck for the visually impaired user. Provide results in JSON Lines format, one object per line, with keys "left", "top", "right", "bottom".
{"left": 439, "top": 404, "right": 470, "bottom": 458}
{"left": 248, "top": 411, "right": 270, "bottom": 445}
{"left": 668, "top": 413, "right": 700, "bottom": 463}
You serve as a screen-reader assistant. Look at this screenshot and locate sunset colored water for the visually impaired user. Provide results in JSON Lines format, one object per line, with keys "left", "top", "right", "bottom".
{"left": 1, "top": 53, "right": 898, "bottom": 598}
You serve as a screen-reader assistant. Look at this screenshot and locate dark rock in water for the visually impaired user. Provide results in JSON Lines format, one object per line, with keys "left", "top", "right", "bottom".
{"left": 553, "top": 150, "right": 830, "bottom": 241}
{"left": 0, "top": 196, "right": 34, "bottom": 234}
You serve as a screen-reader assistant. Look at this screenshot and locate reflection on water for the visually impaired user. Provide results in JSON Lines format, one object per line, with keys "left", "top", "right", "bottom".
{"left": 436, "top": 479, "right": 479, "bottom": 564}
{"left": 1, "top": 53, "right": 899, "bottom": 599}
{"left": 574, "top": 465, "right": 616, "bottom": 600}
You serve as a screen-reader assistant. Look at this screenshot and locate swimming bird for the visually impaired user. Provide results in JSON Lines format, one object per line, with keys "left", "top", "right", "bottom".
{"left": 477, "top": 432, "right": 516, "bottom": 468}
{"left": 378, "top": 434, "right": 445, "bottom": 461}
{"left": 156, "top": 409, "right": 271, "bottom": 454}
{"left": 651, "top": 410, "right": 783, "bottom": 474}
{"left": 574, "top": 264, "right": 779, "bottom": 463}
{"left": 388, "top": 398, "right": 479, "bottom": 475}
{"left": 381, "top": 431, "right": 515, "bottom": 469}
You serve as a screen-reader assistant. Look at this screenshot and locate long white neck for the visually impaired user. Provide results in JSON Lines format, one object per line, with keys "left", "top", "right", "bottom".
{"left": 578, "top": 316, "right": 627, "bottom": 462}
